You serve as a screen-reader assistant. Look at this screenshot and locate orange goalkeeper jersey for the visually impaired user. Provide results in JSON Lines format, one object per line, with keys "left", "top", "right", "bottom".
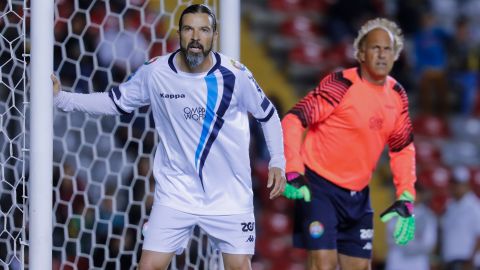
{"left": 282, "top": 67, "right": 416, "bottom": 198}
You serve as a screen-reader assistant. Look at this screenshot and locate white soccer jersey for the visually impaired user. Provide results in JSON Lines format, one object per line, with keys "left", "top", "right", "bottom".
{"left": 95, "top": 50, "right": 285, "bottom": 215}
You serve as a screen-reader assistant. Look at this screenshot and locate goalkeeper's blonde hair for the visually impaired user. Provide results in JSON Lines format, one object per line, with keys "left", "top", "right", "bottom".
{"left": 353, "top": 18, "right": 404, "bottom": 62}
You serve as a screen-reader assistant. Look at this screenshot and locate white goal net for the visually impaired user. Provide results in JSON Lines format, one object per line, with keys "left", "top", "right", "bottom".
{"left": 1, "top": 0, "right": 227, "bottom": 269}
{"left": 0, "top": 1, "right": 27, "bottom": 269}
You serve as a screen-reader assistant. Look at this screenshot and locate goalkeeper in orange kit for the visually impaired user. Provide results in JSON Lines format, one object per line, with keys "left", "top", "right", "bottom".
{"left": 281, "top": 18, "right": 416, "bottom": 270}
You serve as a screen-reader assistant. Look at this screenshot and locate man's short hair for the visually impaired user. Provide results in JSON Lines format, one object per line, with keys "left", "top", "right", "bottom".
{"left": 179, "top": 4, "right": 217, "bottom": 32}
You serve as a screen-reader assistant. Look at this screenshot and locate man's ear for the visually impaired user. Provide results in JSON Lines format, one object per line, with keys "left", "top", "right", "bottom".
{"left": 358, "top": 50, "right": 366, "bottom": 63}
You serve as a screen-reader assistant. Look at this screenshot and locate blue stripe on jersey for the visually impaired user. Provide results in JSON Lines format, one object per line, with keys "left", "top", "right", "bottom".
{"left": 256, "top": 107, "right": 275, "bottom": 122}
{"left": 198, "top": 66, "right": 235, "bottom": 186}
{"left": 108, "top": 88, "right": 129, "bottom": 115}
{"left": 198, "top": 117, "right": 224, "bottom": 183}
{"left": 261, "top": 97, "right": 271, "bottom": 111}
{"left": 112, "top": 86, "right": 121, "bottom": 99}
{"left": 194, "top": 74, "right": 218, "bottom": 172}
{"left": 214, "top": 66, "right": 235, "bottom": 117}
{"left": 207, "top": 52, "right": 221, "bottom": 75}
{"left": 168, "top": 50, "right": 178, "bottom": 73}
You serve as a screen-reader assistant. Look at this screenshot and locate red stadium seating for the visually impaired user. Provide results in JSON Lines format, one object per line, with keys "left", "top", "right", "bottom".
{"left": 289, "top": 40, "right": 327, "bottom": 66}
{"left": 280, "top": 15, "right": 321, "bottom": 39}
{"left": 268, "top": 0, "right": 305, "bottom": 12}
{"left": 412, "top": 115, "right": 450, "bottom": 138}
{"left": 415, "top": 139, "right": 441, "bottom": 167}
{"left": 256, "top": 235, "right": 291, "bottom": 260}
{"left": 417, "top": 164, "right": 451, "bottom": 192}
{"left": 418, "top": 164, "right": 453, "bottom": 214}
{"left": 471, "top": 168, "right": 480, "bottom": 197}
{"left": 429, "top": 191, "right": 449, "bottom": 215}
{"left": 260, "top": 210, "right": 293, "bottom": 237}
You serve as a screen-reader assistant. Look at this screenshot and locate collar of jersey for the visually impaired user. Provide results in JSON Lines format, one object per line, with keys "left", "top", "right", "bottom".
{"left": 168, "top": 49, "right": 221, "bottom": 76}
{"left": 356, "top": 66, "right": 388, "bottom": 91}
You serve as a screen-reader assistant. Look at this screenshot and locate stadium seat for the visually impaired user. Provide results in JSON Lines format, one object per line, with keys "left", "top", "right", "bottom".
{"left": 256, "top": 234, "right": 291, "bottom": 260}
{"left": 268, "top": 0, "right": 305, "bottom": 12}
{"left": 289, "top": 39, "right": 327, "bottom": 66}
{"left": 287, "top": 39, "right": 330, "bottom": 84}
{"left": 302, "top": 0, "right": 329, "bottom": 12}
{"left": 417, "top": 164, "right": 451, "bottom": 193}
{"left": 415, "top": 139, "right": 441, "bottom": 167}
{"left": 448, "top": 116, "right": 480, "bottom": 144}
{"left": 471, "top": 168, "right": 480, "bottom": 198}
{"left": 268, "top": 196, "right": 294, "bottom": 213}
{"left": 268, "top": 14, "right": 322, "bottom": 59}
{"left": 287, "top": 248, "right": 307, "bottom": 262}
{"left": 412, "top": 114, "right": 450, "bottom": 138}
{"left": 429, "top": 191, "right": 449, "bottom": 215}
{"left": 270, "top": 258, "right": 305, "bottom": 270}
{"left": 441, "top": 140, "right": 480, "bottom": 167}
{"left": 260, "top": 210, "right": 293, "bottom": 237}
{"left": 280, "top": 15, "right": 321, "bottom": 39}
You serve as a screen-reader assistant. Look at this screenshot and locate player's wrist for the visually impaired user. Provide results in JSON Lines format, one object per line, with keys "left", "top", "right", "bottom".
{"left": 398, "top": 191, "right": 414, "bottom": 202}
{"left": 286, "top": 172, "right": 301, "bottom": 181}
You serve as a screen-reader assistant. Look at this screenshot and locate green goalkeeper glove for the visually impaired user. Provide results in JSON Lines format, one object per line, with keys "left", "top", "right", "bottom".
{"left": 380, "top": 191, "right": 415, "bottom": 246}
{"left": 283, "top": 172, "right": 311, "bottom": 202}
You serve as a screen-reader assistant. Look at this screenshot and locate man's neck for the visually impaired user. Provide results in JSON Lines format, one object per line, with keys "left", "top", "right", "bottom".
{"left": 177, "top": 52, "right": 213, "bottom": 73}
{"left": 359, "top": 67, "right": 387, "bottom": 85}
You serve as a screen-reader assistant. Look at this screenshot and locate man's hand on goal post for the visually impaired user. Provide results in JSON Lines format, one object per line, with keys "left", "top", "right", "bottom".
{"left": 51, "top": 74, "right": 60, "bottom": 96}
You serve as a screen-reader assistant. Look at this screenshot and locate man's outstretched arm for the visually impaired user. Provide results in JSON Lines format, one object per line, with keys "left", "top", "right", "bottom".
{"left": 52, "top": 74, "right": 121, "bottom": 115}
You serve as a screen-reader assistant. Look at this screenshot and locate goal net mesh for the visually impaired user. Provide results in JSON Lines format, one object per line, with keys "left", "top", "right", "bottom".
{"left": 1, "top": 0, "right": 224, "bottom": 269}
{"left": 0, "top": 0, "right": 27, "bottom": 269}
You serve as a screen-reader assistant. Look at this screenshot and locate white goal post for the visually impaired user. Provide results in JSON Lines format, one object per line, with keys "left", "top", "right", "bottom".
{"left": 1, "top": 0, "right": 240, "bottom": 269}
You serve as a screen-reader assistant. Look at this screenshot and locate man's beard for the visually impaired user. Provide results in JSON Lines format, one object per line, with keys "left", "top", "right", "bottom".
{"left": 180, "top": 40, "right": 212, "bottom": 69}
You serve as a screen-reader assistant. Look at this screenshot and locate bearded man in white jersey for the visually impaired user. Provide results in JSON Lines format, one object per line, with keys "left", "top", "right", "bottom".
{"left": 52, "top": 4, "right": 286, "bottom": 270}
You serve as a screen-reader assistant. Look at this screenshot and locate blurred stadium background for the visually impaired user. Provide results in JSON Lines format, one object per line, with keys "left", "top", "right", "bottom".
{"left": 1, "top": 0, "right": 480, "bottom": 269}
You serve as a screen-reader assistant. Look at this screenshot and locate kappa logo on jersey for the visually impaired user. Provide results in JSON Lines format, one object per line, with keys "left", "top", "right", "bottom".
{"left": 359, "top": 229, "right": 373, "bottom": 240}
{"left": 184, "top": 107, "right": 206, "bottom": 121}
{"left": 230, "top": 59, "right": 246, "bottom": 71}
{"left": 246, "top": 235, "right": 254, "bottom": 242}
{"left": 160, "top": 93, "right": 186, "bottom": 99}
{"left": 241, "top": 222, "right": 255, "bottom": 232}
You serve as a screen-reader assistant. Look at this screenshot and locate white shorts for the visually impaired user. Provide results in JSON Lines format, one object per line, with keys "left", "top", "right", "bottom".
{"left": 142, "top": 204, "right": 256, "bottom": 255}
